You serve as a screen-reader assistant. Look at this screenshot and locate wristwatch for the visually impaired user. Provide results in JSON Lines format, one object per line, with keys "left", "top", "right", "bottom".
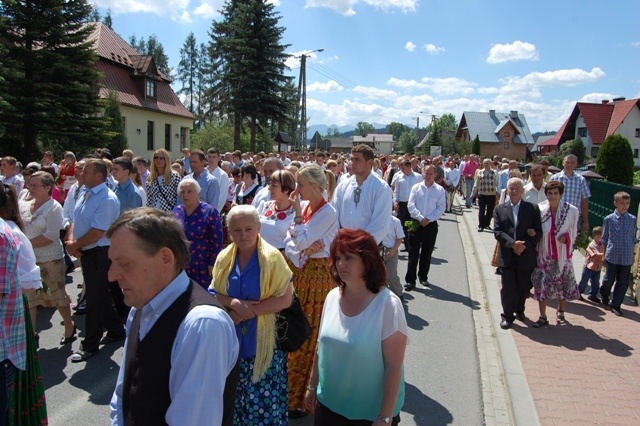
{"left": 377, "top": 415, "right": 391, "bottom": 424}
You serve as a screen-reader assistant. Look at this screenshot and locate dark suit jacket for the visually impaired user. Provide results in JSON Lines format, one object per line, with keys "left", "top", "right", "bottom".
{"left": 493, "top": 200, "right": 542, "bottom": 270}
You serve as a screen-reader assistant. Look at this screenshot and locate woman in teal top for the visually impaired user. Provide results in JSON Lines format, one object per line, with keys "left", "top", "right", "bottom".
{"left": 304, "top": 228, "right": 408, "bottom": 425}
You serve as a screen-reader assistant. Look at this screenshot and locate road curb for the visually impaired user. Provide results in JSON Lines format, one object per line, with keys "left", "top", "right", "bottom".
{"left": 457, "top": 198, "right": 540, "bottom": 426}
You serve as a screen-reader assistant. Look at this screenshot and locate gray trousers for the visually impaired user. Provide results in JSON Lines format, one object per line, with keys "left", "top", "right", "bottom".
{"left": 385, "top": 251, "right": 403, "bottom": 297}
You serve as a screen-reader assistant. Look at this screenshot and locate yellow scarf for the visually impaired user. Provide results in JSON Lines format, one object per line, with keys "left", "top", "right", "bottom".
{"left": 211, "top": 236, "right": 292, "bottom": 382}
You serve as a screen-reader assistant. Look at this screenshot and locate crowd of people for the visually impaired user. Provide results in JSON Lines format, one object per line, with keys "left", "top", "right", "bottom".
{"left": 0, "top": 144, "right": 637, "bottom": 425}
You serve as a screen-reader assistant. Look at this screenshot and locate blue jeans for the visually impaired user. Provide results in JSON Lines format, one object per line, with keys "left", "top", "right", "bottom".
{"left": 578, "top": 267, "right": 601, "bottom": 296}
{"left": 465, "top": 179, "right": 474, "bottom": 207}
{"left": 600, "top": 261, "right": 632, "bottom": 309}
{"left": 1, "top": 359, "right": 16, "bottom": 425}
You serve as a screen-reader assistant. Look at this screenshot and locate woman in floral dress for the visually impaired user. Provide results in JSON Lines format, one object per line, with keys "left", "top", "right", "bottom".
{"left": 172, "top": 178, "right": 223, "bottom": 289}
{"left": 257, "top": 170, "right": 297, "bottom": 250}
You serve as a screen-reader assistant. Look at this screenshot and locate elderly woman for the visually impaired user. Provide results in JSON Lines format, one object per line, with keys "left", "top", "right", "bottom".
{"left": 146, "top": 148, "right": 182, "bottom": 211}
{"left": 1, "top": 156, "right": 25, "bottom": 194}
{"left": 284, "top": 164, "right": 339, "bottom": 416}
{"left": 18, "top": 171, "right": 76, "bottom": 344}
{"left": 172, "top": 178, "right": 223, "bottom": 289}
{"left": 56, "top": 151, "right": 77, "bottom": 200}
{"left": 210, "top": 205, "right": 293, "bottom": 424}
{"left": 257, "top": 170, "right": 297, "bottom": 250}
{"left": 235, "top": 164, "right": 261, "bottom": 206}
{"left": 531, "top": 181, "right": 580, "bottom": 327}
{"left": 304, "top": 229, "right": 407, "bottom": 425}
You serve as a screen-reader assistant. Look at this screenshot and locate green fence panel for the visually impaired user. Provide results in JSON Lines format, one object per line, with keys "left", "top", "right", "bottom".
{"left": 588, "top": 180, "right": 640, "bottom": 230}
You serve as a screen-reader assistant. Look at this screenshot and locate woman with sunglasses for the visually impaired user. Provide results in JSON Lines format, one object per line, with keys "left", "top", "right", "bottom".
{"left": 284, "top": 164, "right": 339, "bottom": 418}
{"left": 146, "top": 149, "right": 182, "bottom": 212}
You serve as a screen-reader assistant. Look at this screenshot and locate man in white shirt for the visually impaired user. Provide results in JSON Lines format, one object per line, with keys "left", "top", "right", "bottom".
{"left": 404, "top": 165, "right": 446, "bottom": 290}
{"left": 206, "top": 148, "right": 230, "bottom": 213}
{"left": 523, "top": 165, "right": 547, "bottom": 205}
{"left": 279, "top": 151, "right": 291, "bottom": 166}
{"left": 392, "top": 160, "right": 422, "bottom": 250}
{"left": 443, "top": 161, "right": 461, "bottom": 213}
{"left": 331, "top": 144, "right": 392, "bottom": 244}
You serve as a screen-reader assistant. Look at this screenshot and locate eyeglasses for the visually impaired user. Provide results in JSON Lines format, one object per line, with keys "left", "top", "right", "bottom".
{"left": 154, "top": 156, "right": 166, "bottom": 160}
{"left": 26, "top": 184, "right": 45, "bottom": 189}
{"left": 353, "top": 186, "right": 361, "bottom": 206}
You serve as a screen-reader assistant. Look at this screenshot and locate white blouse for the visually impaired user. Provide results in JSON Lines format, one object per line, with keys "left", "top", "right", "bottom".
{"left": 7, "top": 221, "right": 42, "bottom": 290}
{"left": 284, "top": 200, "right": 339, "bottom": 268}
{"left": 257, "top": 200, "right": 296, "bottom": 250}
{"left": 19, "top": 198, "right": 64, "bottom": 263}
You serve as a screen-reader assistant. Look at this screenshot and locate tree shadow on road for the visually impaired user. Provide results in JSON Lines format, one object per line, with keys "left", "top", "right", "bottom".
{"left": 402, "top": 381, "right": 453, "bottom": 426}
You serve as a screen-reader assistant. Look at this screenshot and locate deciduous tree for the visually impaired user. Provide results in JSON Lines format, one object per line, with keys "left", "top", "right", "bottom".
{"left": 595, "top": 134, "right": 633, "bottom": 185}
{"left": 355, "top": 121, "right": 376, "bottom": 137}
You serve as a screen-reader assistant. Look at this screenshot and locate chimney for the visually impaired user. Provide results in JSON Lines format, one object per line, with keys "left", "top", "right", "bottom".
{"left": 602, "top": 100, "right": 610, "bottom": 104}
{"left": 510, "top": 110, "right": 519, "bottom": 118}
{"left": 489, "top": 110, "right": 495, "bottom": 116}
{"left": 612, "top": 97, "right": 626, "bottom": 102}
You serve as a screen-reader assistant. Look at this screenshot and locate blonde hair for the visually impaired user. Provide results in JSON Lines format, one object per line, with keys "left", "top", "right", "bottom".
{"left": 324, "top": 169, "right": 336, "bottom": 201}
{"left": 297, "top": 164, "right": 327, "bottom": 191}
{"left": 148, "top": 149, "right": 173, "bottom": 186}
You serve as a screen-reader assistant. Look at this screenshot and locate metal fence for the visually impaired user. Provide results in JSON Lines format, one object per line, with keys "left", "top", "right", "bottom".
{"left": 588, "top": 179, "right": 640, "bottom": 229}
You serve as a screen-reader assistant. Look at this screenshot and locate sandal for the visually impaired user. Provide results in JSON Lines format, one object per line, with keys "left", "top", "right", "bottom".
{"left": 532, "top": 316, "right": 549, "bottom": 328}
{"left": 556, "top": 311, "right": 566, "bottom": 324}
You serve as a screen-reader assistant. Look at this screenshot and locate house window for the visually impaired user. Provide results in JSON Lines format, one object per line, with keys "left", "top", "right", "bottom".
{"left": 146, "top": 79, "right": 155, "bottom": 98}
{"left": 122, "top": 116, "right": 126, "bottom": 133}
{"left": 147, "top": 121, "right": 154, "bottom": 150}
{"left": 503, "top": 140, "right": 509, "bottom": 149}
{"left": 504, "top": 131, "right": 510, "bottom": 137}
{"left": 165, "top": 124, "right": 171, "bottom": 151}
{"left": 180, "top": 127, "right": 188, "bottom": 149}
{"left": 591, "top": 147, "right": 599, "bottom": 157}
{"left": 577, "top": 127, "right": 587, "bottom": 137}
{"left": 634, "top": 149, "right": 639, "bottom": 159}
{"left": 635, "top": 128, "right": 640, "bottom": 138}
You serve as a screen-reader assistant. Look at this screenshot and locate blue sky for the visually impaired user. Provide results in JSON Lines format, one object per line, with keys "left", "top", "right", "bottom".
{"left": 94, "top": 0, "right": 640, "bottom": 133}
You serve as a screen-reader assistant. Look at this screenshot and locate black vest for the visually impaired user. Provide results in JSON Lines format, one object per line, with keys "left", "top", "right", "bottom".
{"left": 122, "top": 281, "right": 238, "bottom": 426}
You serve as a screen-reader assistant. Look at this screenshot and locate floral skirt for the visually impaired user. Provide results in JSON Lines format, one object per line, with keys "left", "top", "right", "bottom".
{"left": 7, "top": 295, "right": 48, "bottom": 425}
{"left": 531, "top": 258, "right": 579, "bottom": 301}
{"left": 234, "top": 349, "right": 288, "bottom": 425}
{"left": 286, "top": 257, "right": 336, "bottom": 411}
{"left": 27, "top": 259, "right": 71, "bottom": 309}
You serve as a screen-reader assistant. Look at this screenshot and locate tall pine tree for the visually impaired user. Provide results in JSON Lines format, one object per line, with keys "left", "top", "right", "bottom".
{"left": 177, "top": 32, "right": 199, "bottom": 117}
{"left": 206, "top": 0, "right": 294, "bottom": 151}
{"left": 0, "top": 0, "right": 109, "bottom": 162}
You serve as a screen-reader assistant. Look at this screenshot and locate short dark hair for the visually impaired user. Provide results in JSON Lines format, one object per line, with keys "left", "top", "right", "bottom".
{"left": 270, "top": 170, "right": 296, "bottom": 195}
{"left": 351, "top": 144, "right": 375, "bottom": 161}
{"left": 113, "top": 157, "right": 134, "bottom": 173}
{"left": 207, "top": 147, "right": 221, "bottom": 155}
{"left": 88, "top": 158, "right": 108, "bottom": 180}
{"left": 544, "top": 180, "right": 564, "bottom": 195}
{"left": 106, "top": 207, "right": 191, "bottom": 270}
{"left": 190, "top": 149, "right": 206, "bottom": 161}
{"left": 133, "top": 156, "right": 148, "bottom": 167}
{"left": 329, "top": 228, "right": 386, "bottom": 293}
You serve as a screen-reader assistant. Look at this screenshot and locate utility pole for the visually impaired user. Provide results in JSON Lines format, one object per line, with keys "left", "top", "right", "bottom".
{"left": 294, "top": 48, "right": 323, "bottom": 151}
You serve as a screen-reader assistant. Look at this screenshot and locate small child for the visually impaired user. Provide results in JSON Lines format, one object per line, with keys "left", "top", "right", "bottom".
{"left": 577, "top": 226, "right": 604, "bottom": 302}
{"left": 382, "top": 214, "right": 405, "bottom": 299}
{"left": 599, "top": 192, "right": 639, "bottom": 316}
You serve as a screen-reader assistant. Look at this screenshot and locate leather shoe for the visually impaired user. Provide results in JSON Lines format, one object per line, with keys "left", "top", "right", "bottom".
{"left": 477, "top": 226, "right": 483, "bottom": 232}
{"left": 404, "top": 282, "right": 416, "bottom": 291}
{"left": 60, "top": 325, "right": 77, "bottom": 345}
{"left": 70, "top": 349, "right": 98, "bottom": 363}
{"left": 515, "top": 313, "right": 527, "bottom": 322}
{"left": 419, "top": 279, "right": 430, "bottom": 287}
{"left": 499, "top": 319, "right": 511, "bottom": 330}
{"left": 100, "top": 334, "right": 126, "bottom": 345}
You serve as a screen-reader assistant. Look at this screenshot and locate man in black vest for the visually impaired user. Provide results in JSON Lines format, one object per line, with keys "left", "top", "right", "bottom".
{"left": 107, "top": 208, "right": 239, "bottom": 425}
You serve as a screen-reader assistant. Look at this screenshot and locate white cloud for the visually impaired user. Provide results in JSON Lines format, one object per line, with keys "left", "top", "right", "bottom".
{"left": 94, "top": 0, "right": 196, "bottom": 21}
{"left": 285, "top": 50, "right": 324, "bottom": 70}
{"left": 423, "top": 43, "right": 445, "bottom": 55}
{"left": 352, "top": 85, "right": 398, "bottom": 100}
{"left": 386, "top": 77, "right": 427, "bottom": 90}
{"left": 193, "top": 0, "right": 226, "bottom": 19}
{"left": 633, "top": 41, "right": 640, "bottom": 47}
{"left": 486, "top": 40, "right": 539, "bottom": 64}
{"left": 307, "top": 80, "right": 344, "bottom": 92}
{"left": 578, "top": 92, "right": 617, "bottom": 103}
{"left": 304, "top": 0, "right": 417, "bottom": 16}
{"left": 421, "top": 77, "right": 475, "bottom": 95}
{"left": 405, "top": 41, "right": 416, "bottom": 52}
{"left": 478, "top": 87, "right": 499, "bottom": 95}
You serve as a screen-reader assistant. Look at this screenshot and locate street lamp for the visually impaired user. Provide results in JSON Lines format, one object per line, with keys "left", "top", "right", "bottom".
{"left": 294, "top": 48, "right": 324, "bottom": 151}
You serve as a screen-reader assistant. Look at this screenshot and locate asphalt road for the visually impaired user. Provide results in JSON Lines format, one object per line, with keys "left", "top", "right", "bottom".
{"left": 38, "top": 210, "right": 483, "bottom": 425}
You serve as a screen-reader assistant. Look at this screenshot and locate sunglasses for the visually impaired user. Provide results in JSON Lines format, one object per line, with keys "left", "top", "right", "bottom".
{"left": 353, "top": 186, "right": 361, "bottom": 206}
{"left": 154, "top": 156, "right": 166, "bottom": 160}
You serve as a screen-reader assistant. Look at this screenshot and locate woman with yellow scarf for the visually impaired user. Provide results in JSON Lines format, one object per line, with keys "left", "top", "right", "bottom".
{"left": 211, "top": 205, "right": 293, "bottom": 425}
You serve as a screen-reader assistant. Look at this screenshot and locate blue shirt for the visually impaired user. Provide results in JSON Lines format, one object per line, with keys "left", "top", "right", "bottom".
{"left": 187, "top": 170, "right": 220, "bottom": 209}
{"left": 72, "top": 182, "right": 120, "bottom": 249}
{"left": 110, "top": 271, "right": 239, "bottom": 426}
{"left": 114, "top": 179, "right": 143, "bottom": 214}
{"left": 602, "top": 210, "right": 638, "bottom": 266}
{"left": 550, "top": 171, "right": 591, "bottom": 212}
{"left": 226, "top": 251, "right": 261, "bottom": 359}
{"left": 182, "top": 156, "right": 191, "bottom": 174}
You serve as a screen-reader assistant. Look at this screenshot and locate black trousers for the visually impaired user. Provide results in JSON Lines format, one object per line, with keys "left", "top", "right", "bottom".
{"left": 314, "top": 402, "right": 400, "bottom": 426}
{"left": 478, "top": 194, "right": 496, "bottom": 228}
{"left": 397, "top": 201, "right": 411, "bottom": 248}
{"left": 405, "top": 221, "right": 438, "bottom": 284}
{"left": 80, "top": 247, "right": 125, "bottom": 352}
{"left": 500, "top": 267, "right": 533, "bottom": 322}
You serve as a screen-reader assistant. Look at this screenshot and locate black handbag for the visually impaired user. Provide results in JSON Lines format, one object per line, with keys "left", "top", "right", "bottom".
{"left": 276, "top": 293, "right": 312, "bottom": 352}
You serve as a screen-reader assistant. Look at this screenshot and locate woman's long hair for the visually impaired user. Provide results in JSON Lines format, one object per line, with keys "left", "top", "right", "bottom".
{"left": 148, "top": 149, "right": 173, "bottom": 186}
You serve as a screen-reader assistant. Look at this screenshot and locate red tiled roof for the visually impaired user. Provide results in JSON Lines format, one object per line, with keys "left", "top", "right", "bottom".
{"left": 576, "top": 102, "right": 614, "bottom": 144}
{"left": 97, "top": 61, "right": 194, "bottom": 120}
{"left": 539, "top": 135, "right": 561, "bottom": 146}
{"left": 607, "top": 99, "right": 640, "bottom": 136}
{"left": 86, "top": 22, "right": 193, "bottom": 120}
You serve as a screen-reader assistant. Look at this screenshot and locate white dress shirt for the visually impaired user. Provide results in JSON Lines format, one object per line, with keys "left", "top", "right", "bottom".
{"left": 209, "top": 166, "right": 230, "bottom": 212}
{"left": 392, "top": 171, "right": 422, "bottom": 203}
{"left": 523, "top": 182, "right": 547, "bottom": 205}
{"left": 407, "top": 181, "right": 446, "bottom": 223}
